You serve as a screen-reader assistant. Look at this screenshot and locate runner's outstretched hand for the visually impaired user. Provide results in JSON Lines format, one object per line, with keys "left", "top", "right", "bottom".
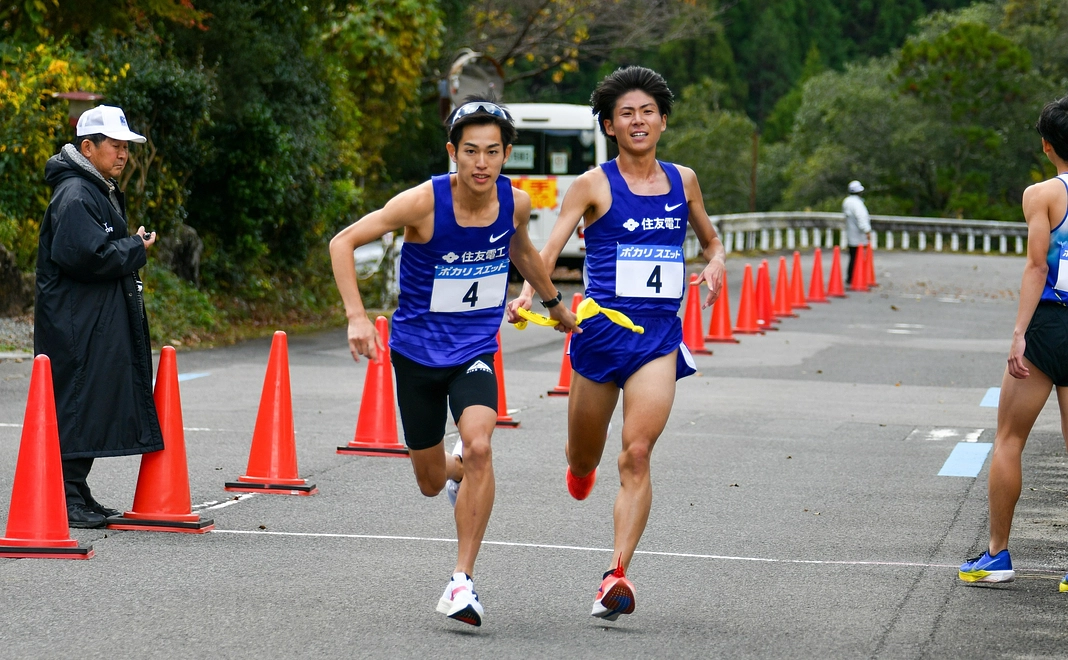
{"left": 347, "top": 315, "right": 383, "bottom": 362}
{"left": 699, "top": 258, "right": 726, "bottom": 309}
{"left": 1007, "top": 333, "right": 1029, "bottom": 379}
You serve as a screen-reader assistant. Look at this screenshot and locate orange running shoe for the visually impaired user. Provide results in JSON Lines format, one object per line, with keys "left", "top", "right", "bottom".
{"left": 591, "top": 559, "right": 635, "bottom": 621}
{"left": 566, "top": 466, "right": 597, "bottom": 500}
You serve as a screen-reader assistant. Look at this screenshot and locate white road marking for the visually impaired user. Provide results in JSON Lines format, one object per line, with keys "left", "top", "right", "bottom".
{"left": 0, "top": 423, "right": 22, "bottom": 428}
{"left": 886, "top": 329, "right": 913, "bottom": 334}
{"left": 200, "top": 494, "right": 256, "bottom": 510}
{"left": 211, "top": 529, "right": 970, "bottom": 570}
{"left": 178, "top": 372, "right": 211, "bottom": 382}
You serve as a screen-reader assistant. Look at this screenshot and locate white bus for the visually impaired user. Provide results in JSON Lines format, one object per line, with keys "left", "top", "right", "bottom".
{"left": 503, "top": 103, "right": 610, "bottom": 271}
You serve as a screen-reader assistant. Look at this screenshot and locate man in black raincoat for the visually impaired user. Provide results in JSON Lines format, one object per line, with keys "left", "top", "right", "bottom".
{"left": 35, "top": 105, "right": 164, "bottom": 528}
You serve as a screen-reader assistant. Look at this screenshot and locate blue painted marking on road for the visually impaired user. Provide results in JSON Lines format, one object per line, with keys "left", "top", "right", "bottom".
{"left": 980, "top": 387, "right": 1000, "bottom": 408}
{"left": 938, "top": 442, "right": 993, "bottom": 477}
{"left": 177, "top": 372, "right": 210, "bottom": 382}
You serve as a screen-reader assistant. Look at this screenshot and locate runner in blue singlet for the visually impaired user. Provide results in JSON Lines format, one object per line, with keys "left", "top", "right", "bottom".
{"left": 958, "top": 96, "right": 1068, "bottom": 591}
{"left": 508, "top": 66, "right": 726, "bottom": 620}
{"left": 330, "top": 98, "right": 578, "bottom": 626}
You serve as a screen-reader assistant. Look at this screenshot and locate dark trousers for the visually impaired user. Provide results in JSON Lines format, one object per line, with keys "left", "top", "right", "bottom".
{"left": 62, "top": 457, "right": 95, "bottom": 507}
{"left": 847, "top": 245, "right": 861, "bottom": 285}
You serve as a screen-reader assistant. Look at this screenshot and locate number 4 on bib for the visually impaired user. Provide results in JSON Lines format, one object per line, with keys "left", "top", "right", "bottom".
{"left": 615, "top": 244, "right": 684, "bottom": 299}
{"left": 430, "top": 258, "right": 508, "bottom": 312}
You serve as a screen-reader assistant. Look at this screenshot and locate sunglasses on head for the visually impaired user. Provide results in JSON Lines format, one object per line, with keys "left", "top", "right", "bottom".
{"left": 450, "top": 101, "right": 512, "bottom": 126}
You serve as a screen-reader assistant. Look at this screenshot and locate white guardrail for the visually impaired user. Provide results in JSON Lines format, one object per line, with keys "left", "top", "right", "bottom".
{"left": 682, "top": 212, "right": 1028, "bottom": 259}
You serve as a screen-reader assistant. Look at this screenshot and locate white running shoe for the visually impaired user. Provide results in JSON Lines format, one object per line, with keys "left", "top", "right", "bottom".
{"left": 446, "top": 441, "right": 463, "bottom": 507}
{"left": 436, "top": 572, "right": 483, "bottom": 626}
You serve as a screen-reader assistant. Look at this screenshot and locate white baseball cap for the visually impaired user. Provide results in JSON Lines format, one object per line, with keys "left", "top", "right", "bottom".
{"left": 848, "top": 180, "right": 864, "bottom": 193}
{"left": 76, "top": 105, "right": 146, "bottom": 144}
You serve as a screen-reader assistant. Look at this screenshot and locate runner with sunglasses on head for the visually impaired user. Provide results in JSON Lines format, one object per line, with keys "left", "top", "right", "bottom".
{"left": 508, "top": 66, "right": 725, "bottom": 621}
{"left": 330, "top": 98, "right": 579, "bottom": 627}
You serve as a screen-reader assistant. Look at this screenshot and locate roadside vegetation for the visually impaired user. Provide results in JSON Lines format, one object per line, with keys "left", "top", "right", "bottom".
{"left": 1, "top": 0, "right": 1063, "bottom": 347}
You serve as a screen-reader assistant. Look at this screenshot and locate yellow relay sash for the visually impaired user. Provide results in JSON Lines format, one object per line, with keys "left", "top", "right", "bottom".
{"left": 513, "top": 298, "right": 644, "bottom": 334}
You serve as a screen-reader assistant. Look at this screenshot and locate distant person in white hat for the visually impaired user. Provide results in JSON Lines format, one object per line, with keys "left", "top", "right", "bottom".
{"left": 843, "top": 180, "right": 871, "bottom": 285}
{"left": 34, "top": 105, "right": 164, "bottom": 529}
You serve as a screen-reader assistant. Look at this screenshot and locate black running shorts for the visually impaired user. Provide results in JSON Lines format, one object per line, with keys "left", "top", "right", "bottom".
{"left": 391, "top": 349, "right": 498, "bottom": 451}
{"left": 1023, "top": 301, "right": 1068, "bottom": 387}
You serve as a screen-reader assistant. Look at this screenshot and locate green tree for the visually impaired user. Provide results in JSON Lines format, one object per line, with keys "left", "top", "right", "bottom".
{"left": 0, "top": 40, "right": 96, "bottom": 270}
{"left": 658, "top": 79, "right": 757, "bottom": 214}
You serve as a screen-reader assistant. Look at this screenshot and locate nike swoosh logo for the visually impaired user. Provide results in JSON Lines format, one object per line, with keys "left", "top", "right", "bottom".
{"left": 664, "top": 202, "right": 684, "bottom": 212}
{"left": 489, "top": 231, "right": 509, "bottom": 243}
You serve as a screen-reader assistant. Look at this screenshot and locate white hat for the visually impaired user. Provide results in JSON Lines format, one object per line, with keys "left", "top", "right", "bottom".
{"left": 848, "top": 180, "right": 864, "bottom": 193}
{"left": 76, "top": 105, "right": 146, "bottom": 144}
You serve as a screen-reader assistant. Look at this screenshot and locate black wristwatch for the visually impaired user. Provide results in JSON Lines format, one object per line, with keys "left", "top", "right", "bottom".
{"left": 540, "top": 291, "right": 563, "bottom": 309}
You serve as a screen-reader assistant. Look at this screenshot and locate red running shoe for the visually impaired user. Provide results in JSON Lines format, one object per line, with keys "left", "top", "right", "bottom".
{"left": 566, "top": 466, "right": 597, "bottom": 500}
{"left": 591, "top": 559, "right": 635, "bottom": 621}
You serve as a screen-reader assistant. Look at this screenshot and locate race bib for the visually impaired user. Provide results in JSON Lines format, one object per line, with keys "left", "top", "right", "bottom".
{"left": 1056, "top": 246, "right": 1068, "bottom": 293}
{"left": 430, "top": 258, "right": 509, "bottom": 312}
{"left": 614, "top": 244, "right": 684, "bottom": 299}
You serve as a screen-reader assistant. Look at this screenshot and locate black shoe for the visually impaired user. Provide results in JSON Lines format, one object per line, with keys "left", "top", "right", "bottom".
{"left": 66, "top": 503, "right": 106, "bottom": 529}
{"left": 86, "top": 499, "right": 121, "bottom": 519}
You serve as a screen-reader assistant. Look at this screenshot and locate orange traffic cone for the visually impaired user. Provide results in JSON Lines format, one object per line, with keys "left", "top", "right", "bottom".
{"left": 108, "top": 346, "right": 214, "bottom": 533}
{"left": 683, "top": 274, "right": 712, "bottom": 354}
{"left": 867, "top": 244, "right": 878, "bottom": 287}
{"left": 789, "top": 251, "right": 809, "bottom": 310}
{"left": 548, "top": 293, "right": 583, "bottom": 397}
{"left": 827, "top": 246, "right": 846, "bottom": 298}
{"left": 494, "top": 332, "right": 519, "bottom": 428}
{"left": 808, "top": 247, "right": 829, "bottom": 303}
{"left": 851, "top": 243, "right": 869, "bottom": 292}
{"left": 0, "top": 356, "right": 92, "bottom": 559}
{"left": 755, "top": 259, "right": 778, "bottom": 331}
{"left": 338, "top": 316, "right": 406, "bottom": 457}
{"left": 733, "top": 264, "right": 762, "bottom": 334}
{"left": 705, "top": 271, "right": 739, "bottom": 343}
{"left": 773, "top": 256, "right": 796, "bottom": 318}
{"left": 226, "top": 331, "right": 318, "bottom": 494}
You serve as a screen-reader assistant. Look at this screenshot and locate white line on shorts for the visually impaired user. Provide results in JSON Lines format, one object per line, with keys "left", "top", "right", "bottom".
{"left": 211, "top": 529, "right": 967, "bottom": 570}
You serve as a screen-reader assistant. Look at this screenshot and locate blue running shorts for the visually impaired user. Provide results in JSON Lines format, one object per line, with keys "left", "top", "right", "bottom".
{"left": 569, "top": 313, "right": 696, "bottom": 388}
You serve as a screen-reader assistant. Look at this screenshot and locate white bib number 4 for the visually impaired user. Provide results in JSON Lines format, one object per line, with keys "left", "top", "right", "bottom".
{"left": 430, "top": 258, "right": 509, "bottom": 312}
{"left": 615, "top": 244, "right": 684, "bottom": 299}
{"left": 1056, "top": 246, "right": 1068, "bottom": 293}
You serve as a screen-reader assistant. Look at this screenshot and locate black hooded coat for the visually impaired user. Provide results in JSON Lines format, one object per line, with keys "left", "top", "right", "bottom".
{"left": 34, "top": 144, "right": 163, "bottom": 459}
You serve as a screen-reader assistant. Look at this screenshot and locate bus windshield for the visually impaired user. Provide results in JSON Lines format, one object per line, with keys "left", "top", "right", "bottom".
{"left": 505, "top": 129, "right": 598, "bottom": 175}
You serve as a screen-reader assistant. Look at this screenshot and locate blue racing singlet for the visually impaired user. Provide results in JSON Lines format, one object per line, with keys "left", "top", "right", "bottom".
{"left": 583, "top": 159, "right": 688, "bottom": 316}
{"left": 1041, "top": 173, "right": 1068, "bottom": 304}
{"left": 390, "top": 174, "right": 516, "bottom": 367}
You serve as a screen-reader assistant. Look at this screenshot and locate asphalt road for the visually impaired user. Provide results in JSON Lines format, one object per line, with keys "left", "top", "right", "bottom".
{"left": 0, "top": 250, "right": 1066, "bottom": 659}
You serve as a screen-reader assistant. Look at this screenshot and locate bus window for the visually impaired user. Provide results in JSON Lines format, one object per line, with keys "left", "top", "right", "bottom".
{"left": 505, "top": 129, "right": 597, "bottom": 175}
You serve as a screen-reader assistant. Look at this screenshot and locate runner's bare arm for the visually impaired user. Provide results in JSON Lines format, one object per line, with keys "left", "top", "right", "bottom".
{"left": 679, "top": 165, "right": 726, "bottom": 309}
{"left": 1009, "top": 181, "right": 1054, "bottom": 378}
{"left": 329, "top": 183, "right": 434, "bottom": 362}
{"left": 506, "top": 188, "right": 579, "bottom": 332}
{"left": 508, "top": 169, "right": 604, "bottom": 315}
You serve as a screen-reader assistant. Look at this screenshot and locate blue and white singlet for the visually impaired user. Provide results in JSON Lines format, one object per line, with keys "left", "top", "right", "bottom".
{"left": 1041, "top": 173, "right": 1068, "bottom": 304}
{"left": 583, "top": 159, "right": 689, "bottom": 316}
{"left": 390, "top": 174, "right": 515, "bottom": 367}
